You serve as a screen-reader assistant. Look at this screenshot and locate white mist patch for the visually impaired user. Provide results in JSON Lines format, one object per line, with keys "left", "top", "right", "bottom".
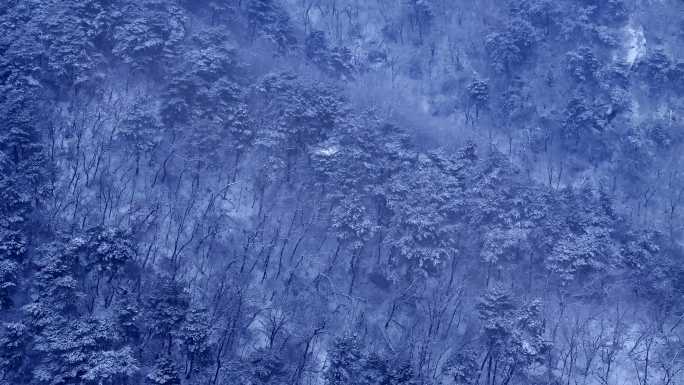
{"left": 630, "top": 97, "right": 642, "bottom": 122}
{"left": 315, "top": 145, "right": 339, "bottom": 156}
{"left": 623, "top": 20, "right": 646, "bottom": 66}
{"left": 420, "top": 96, "right": 431, "bottom": 113}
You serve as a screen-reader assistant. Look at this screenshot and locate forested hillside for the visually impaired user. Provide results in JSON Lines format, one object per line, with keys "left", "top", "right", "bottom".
{"left": 2, "top": 1, "right": 684, "bottom": 384}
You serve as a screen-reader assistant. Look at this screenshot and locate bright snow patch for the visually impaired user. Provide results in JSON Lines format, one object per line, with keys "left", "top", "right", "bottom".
{"left": 623, "top": 20, "right": 646, "bottom": 66}
{"left": 316, "top": 145, "right": 339, "bottom": 156}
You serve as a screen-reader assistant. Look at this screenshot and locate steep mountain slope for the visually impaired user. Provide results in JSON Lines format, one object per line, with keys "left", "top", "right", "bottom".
{"left": 1, "top": 1, "right": 684, "bottom": 385}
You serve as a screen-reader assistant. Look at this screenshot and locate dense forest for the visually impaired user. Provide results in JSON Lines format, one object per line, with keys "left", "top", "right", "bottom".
{"left": 2, "top": 0, "right": 684, "bottom": 384}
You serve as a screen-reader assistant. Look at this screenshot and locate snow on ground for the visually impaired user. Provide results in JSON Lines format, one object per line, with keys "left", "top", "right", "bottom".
{"left": 622, "top": 18, "right": 646, "bottom": 66}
